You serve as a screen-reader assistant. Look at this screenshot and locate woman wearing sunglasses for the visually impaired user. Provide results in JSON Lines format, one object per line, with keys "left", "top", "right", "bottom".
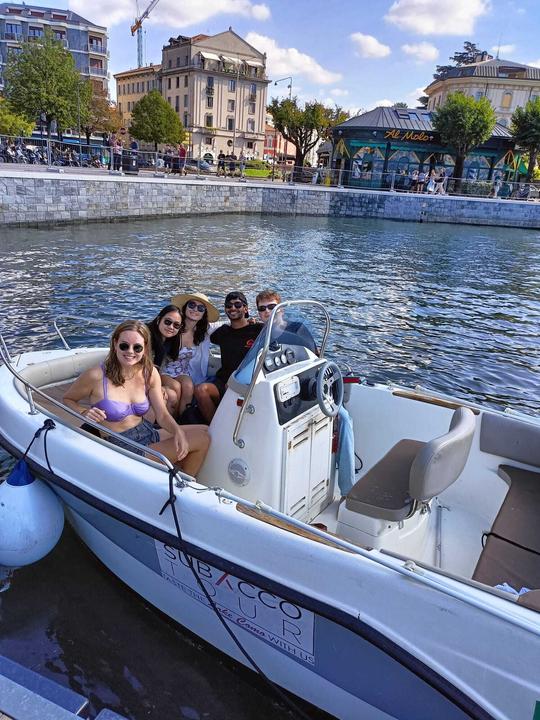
{"left": 63, "top": 320, "right": 210, "bottom": 475}
{"left": 160, "top": 293, "right": 222, "bottom": 409}
{"left": 147, "top": 304, "right": 185, "bottom": 417}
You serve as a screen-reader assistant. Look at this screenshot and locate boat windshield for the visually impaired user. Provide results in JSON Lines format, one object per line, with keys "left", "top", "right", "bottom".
{"left": 234, "top": 310, "right": 318, "bottom": 386}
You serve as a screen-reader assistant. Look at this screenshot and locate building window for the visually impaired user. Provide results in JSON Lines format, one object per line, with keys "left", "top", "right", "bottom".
{"left": 184, "top": 112, "right": 189, "bottom": 127}
{"left": 250, "top": 83, "right": 256, "bottom": 96}
{"left": 247, "top": 141, "right": 254, "bottom": 149}
{"left": 5, "top": 23, "right": 22, "bottom": 35}
{"left": 228, "top": 79, "right": 236, "bottom": 92}
{"left": 175, "top": 96, "right": 179, "bottom": 112}
{"left": 184, "top": 75, "right": 188, "bottom": 87}
{"left": 501, "top": 91, "right": 512, "bottom": 109}
{"left": 176, "top": 57, "right": 180, "bottom": 67}
{"left": 227, "top": 99, "right": 235, "bottom": 112}
{"left": 475, "top": 91, "right": 483, "bottom": 101}
{"left": 247, "top": 118, "right": 255, "bottom": 132}
{"left": 118, "top": 102, "right": 122, "bottom": 113}
{"left": 184, "top": 94, "right": 188, "bottom": 107}
{"left": 168, "top": 59, "right": 172, "bottom": 68}
{"left": 205, "top": 114, "right": 213, "bottom": 127}
{"left": 185, "top": 55, "right": 189, "bottom": 65}
{"left": 176, "top": 76, "right": 180, "bottom": 88}
{"left": 207, "top": 76, "right": 214, "bottom": 87}
{"left": 167, "top": 78, "right": 171, "bottom": 90}
{"left": 207, "top": 96, "right": 213, "bottom": 108}
{"left": 248, "top": 102, "right": 256, "bottom": 114}
{"left": 28, "top": 26, "right": 44, "bottom": 37}
{"left": 205, "top": 136, "right": 213, "bottom": 145}
{"left": 167, "top": 96, "right": 171, "bottom": 104}
{"left": 227, "top": 117, "right": 235, "bottom": 131}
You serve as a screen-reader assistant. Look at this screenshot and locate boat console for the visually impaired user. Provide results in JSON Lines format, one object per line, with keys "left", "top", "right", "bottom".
{"left": 197, "top": 301, "right": 344, "bottom": 523}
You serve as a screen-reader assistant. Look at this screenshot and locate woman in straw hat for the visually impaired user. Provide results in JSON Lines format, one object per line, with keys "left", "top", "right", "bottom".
{"left": 162, "top": 292, "right": 222, "bottom": 413}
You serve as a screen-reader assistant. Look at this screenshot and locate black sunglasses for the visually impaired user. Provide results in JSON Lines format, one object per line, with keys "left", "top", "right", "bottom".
{"left": 162, "top": 318, "right": 181, "bottom": 329}
{"left": 225, "top": 301, "right": 245, "bottom": 309}
{"left": 187, "top": 300, "right": 206, "bottom": 313}
{"left": 257, "top": 303, "right": 277, "bottom": 313}
{"left": 118, "top": 342, "right": 144, "bottom": 353}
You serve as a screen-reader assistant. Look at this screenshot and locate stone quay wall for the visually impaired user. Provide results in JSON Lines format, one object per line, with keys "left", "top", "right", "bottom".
{"left": 1, "top": 171, "right": 540, "bottom": 229}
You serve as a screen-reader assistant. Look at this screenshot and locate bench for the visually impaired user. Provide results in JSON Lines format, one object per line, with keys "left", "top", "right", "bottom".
{"left": 473, "top": 465, "right": 540, "bottom": 591}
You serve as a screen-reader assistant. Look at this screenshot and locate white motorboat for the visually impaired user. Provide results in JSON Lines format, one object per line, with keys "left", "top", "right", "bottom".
{"left": 0, "top": 301, "right": 539, "bottom": 720}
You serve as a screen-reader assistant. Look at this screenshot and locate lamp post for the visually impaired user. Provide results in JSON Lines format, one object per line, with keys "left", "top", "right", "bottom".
{"left": 274, "top": 76, "right": 292, "bottom": 181}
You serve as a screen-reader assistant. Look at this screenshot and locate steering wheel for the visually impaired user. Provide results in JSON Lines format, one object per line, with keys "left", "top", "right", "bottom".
{"left": 316, "top": 361, "right": 344, "bottom": 417}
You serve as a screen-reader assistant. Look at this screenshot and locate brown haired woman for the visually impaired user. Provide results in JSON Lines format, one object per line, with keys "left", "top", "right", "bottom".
{"left": 63, "top": 320, "right": 210, "bottom": 476}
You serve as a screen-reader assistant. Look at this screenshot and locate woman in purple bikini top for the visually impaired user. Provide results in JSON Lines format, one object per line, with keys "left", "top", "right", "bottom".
{"left": 92, "top": 365, "right": 150, "bottom": 422}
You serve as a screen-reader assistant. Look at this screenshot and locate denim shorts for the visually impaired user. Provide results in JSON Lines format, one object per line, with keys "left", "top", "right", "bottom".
{"left": 108, "top": 418, "right": 160, "bottom": 456}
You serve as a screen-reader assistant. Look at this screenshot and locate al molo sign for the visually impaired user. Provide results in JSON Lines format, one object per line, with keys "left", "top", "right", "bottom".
{"left": 156, "top": 542, "right": 315, "bottom": 665}
{"left": 384, "top": 129, "right": 435, "bottom": 142}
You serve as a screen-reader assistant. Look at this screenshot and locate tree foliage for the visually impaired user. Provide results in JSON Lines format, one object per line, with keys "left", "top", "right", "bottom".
{"left": 4, "top": 28, "right": 85, "bottom": 137}
{"left": 393, "top": 102, "right": 408, "bottom": 109}
{"left": 267, "top": 97, "right": 349, "bottom": 177}
{"left": 434, "top": 41, "right": 484, "bottom": 81}
{"left": 0, "top": 97, "right": 34, "bottom": 136}
{"left": 432, "top": 92, "right": 496, "bottom": 185}
{"left": 81, "top": 85, "right": 123, "bottom": 144}
{"left": 129, "top": 90, "right": 185, "bottom": 150}
{"left": 417, "top": 95, "right": 429, "bottom": 108}
{"left": 511, "top": 97, "right": 540, "bottom": 181}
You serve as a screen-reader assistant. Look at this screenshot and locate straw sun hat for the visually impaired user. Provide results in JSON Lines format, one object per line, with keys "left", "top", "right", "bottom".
{"left": 170, "top": 291, "right": 220, "bottom": 323}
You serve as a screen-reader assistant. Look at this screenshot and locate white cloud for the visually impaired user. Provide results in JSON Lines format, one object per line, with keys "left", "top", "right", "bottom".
{"left": 529, "top": 59, "right": 540, "bottom": 68}
{"left": 401, "top": 42, "right": 439, "bottom": 63}
{"left": 350, "top": 32, "right": 391, "bottom": 58}
{"left": 406, "top": 86, "right": 429, "bottom": 105}
{"left": 385, "top": 0, "right": 490, "bottom": 36}
{"left": 245, "top": 32, "right": 341, "bottom": 84}
{"left": 330, "top": 88, "right": 349, "bottom": 97}
{"left": 368, "top": 99, "right": 394, "bottom": 110}
{"left": 490, "top": 44, "right": 515, "bottom": 56}
{"left": 68, "top": 0, "right": 271, "bottom": 28}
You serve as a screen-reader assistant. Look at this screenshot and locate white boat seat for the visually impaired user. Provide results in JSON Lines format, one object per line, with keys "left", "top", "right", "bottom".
{"left": 345, "top": 407, "right": 476, "bottom": 522}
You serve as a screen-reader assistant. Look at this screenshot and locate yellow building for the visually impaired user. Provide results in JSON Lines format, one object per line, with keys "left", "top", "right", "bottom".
{"left": 114, "top": 63, "right": 161, "bottom": 125}
{"left": 425, "top": 53, "right": 540, "bottom": 128}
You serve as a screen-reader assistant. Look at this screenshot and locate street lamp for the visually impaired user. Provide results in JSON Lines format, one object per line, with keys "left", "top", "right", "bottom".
{"left": 274, "top": 76, "right": 292, "bottom": 180}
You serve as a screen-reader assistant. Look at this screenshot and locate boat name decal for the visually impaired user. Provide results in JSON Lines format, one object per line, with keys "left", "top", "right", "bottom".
{"left": 156, "top": 542, "right": 315, "bottom": 665}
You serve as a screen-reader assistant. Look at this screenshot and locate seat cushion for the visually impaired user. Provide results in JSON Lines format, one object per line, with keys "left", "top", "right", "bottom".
{"left": 473, "top": 535, "right": 540, "bottom": 590}
{"left": 494, "top": 465, "right": 540, "bottom": 553}
{"left": 345, "top": 439, "right": 425, "bottom": 521}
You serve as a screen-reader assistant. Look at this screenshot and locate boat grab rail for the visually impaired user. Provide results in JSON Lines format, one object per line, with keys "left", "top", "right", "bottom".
{"left": 0, "top": 332, "right": 175, "bottom": 471}
{"left": 233, "top": 300, "right": 330, "bottom": 448}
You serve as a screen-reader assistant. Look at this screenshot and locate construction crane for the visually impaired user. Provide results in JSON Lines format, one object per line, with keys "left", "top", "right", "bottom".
{"left": 131, "top": 0, "right": 160, "bottom": 68}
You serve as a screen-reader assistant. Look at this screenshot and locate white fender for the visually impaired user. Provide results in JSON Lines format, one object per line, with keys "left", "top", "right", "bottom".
{"left": 0, "top": 460, "right": 64, "bottom": 567}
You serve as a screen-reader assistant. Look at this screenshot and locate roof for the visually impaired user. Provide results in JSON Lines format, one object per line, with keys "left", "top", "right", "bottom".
{"left": 0, "top": 2, "right": 105, "bottom": 28}
{"left": 426, "top": 57, "right": 540, "bottom": 90}
{"left": 114, "top": 64, "right": 161, "bottom": 79}
{"left": 335, "top": 106, "right": 512, "bottom": 138}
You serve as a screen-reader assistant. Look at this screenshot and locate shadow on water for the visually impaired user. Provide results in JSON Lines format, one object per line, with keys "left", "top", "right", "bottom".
{"left": 0, "top": 214, "right": 539, "bottom": 717}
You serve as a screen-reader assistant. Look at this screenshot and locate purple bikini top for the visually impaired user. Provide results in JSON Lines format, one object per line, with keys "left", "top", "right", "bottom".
{"left": 92, "top": 366, "right": 150, "bottom": 422}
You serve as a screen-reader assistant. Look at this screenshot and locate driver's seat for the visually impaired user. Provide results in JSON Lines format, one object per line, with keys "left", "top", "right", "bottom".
{"left": 345, "top": 407, "right": 476, "bottom": 521}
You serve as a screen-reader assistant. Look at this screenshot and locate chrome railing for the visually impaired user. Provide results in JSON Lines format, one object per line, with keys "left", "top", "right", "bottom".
{"left": 232, "top": 300, "right": 330, "bottom": 448}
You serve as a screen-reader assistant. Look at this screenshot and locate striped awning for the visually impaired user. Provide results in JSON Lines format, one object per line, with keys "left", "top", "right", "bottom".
{"left": 245, "top": 59, "right": 264, "bottom": 67}
{"left": 221, "top": 55, "right": 241, "bottom": 64}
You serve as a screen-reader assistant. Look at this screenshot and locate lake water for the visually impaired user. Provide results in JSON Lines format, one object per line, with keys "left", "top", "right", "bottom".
{"left": 1, "top": 214, "right": 539, "bottom": 718}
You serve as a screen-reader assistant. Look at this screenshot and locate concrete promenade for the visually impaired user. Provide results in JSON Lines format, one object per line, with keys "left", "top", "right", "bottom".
{"left": 1, "top": 166, "right": 540, "bottom": 229}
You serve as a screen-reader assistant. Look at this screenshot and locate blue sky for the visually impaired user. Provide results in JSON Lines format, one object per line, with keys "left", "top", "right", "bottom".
{"left": 30, "top": 0, "right": 540, "bottom": 109}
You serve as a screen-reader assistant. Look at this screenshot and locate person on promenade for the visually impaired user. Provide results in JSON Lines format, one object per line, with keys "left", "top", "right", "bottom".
{"left": 426, "top": 169, "right": 437, "bottom": 194}
{"left": 161, "top": 292, "right": 222, "bottom": 415}
{"left": 178, "top": 143, "right": 187, "bottom": 175}
{"left": 217, "top": 151, "right": 226, "bottom": 176}
{"left": 409, "top": 169, "right": 419, "bottom": 192}
{"left": 194, "top": 292, "right": 262, "bottom": 423}
{"left": 112, "top": 137, "right": 123, "bottom": 171}
{"left": 417, "top": 169, "right": 426, "bottom": 193}
{"left": 239, "top": 151, "right": 246, "bottom": 179}
{"left": 228, "top": 152, "right": 237, "bottom": 177}
{"left": 435, "top": 169, "right": 447, "bottom": 195}
{"left": 63, "top": 320, "right": 210, "bottom": 475}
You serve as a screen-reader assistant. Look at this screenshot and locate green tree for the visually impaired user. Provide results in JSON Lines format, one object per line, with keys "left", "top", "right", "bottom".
{"left": 0, "top": 97, "right": 34, "bottom": 136}
{"left": 267, "top": 97, "right": 348, "bottom": 179}
{"left": 4, "top": 28, "right": 84, "bottom": 138}
{"left": 434, "top": 41, "right": 484, "bottom": 81}
{"left": 432, "top": 91, "right": 496, "bottom": 189}
{"left": 393, "top": 102, "right": 408, "bottom": 109}
{"left": 129, "top": 90, "right": 185, "bottom": 150}
{"left": 511, "top": 97, "right": 540, "bottom": 181}
{"left": 417, "top": 95, "right": 429, "bottom": 108}
{"left": 81, "top": 85, "right": 122, "bottom": 145}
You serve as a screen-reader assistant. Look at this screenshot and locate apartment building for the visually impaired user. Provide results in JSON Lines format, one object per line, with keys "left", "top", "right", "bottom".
{"left": 425, "top": 53, "right": 540, "bottom": 127}
{"left": 0, "top": 2, "right": 108, "bottom": 93}
{"left": 161, "top": 29, "right": 269, "bottom": 160}
{"left": 115, "top": 64, "right": 161, "bottom": 124}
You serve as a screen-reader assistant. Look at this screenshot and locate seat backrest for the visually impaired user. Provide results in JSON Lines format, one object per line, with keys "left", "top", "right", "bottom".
{"left": 409, "top": 407, "right": 476, "bottom": 502}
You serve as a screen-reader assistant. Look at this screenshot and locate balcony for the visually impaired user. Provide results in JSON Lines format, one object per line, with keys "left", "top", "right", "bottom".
{"left": 89, "top": 66, "right": 107, "bottom": 77}
{"left": 205, "top": 85, "right": 214, "bottom": 95}
{"left": 88, "top": 42, "right": 107, "bottom": 55}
